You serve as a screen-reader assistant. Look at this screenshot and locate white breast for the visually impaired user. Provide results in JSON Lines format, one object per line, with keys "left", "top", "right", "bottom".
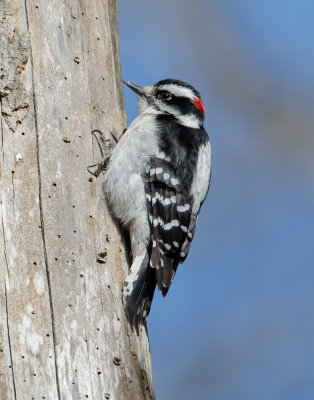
{"left": 103, "top": 114, "right": 160, "bottom": 227}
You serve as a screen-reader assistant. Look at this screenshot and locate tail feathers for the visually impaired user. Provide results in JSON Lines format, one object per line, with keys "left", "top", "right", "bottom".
{"left": 155, "top": 254, "right": 178, "bottom": 297}
{"left": 124, "top": 255, "right": 156, "bottom": 333}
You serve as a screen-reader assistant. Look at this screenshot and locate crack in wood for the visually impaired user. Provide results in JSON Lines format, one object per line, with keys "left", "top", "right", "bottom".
{"left": 4, "top": 283, "right": 17, "bottom": 400}
{"left": 24, "top": 1, "right": 61, "bottom": 398}
{"left": 0, "top": 167, "right": 17, "bottom": 398}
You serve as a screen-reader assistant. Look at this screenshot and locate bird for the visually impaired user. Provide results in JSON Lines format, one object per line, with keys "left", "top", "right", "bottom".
{"left": 102, "top": 79, "right": 211, "bottom": 329}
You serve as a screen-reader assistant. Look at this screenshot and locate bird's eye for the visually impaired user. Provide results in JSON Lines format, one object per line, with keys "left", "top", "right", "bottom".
{"left": 159, "top": 92, "right": 172, "bottom": 101}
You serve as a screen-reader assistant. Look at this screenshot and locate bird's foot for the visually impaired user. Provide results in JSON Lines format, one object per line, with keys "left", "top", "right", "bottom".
{"left": 87, "top": 129, "right": 117, "bottom": 177}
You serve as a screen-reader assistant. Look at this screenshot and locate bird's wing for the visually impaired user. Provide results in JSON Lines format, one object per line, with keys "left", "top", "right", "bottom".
{"left": 146, "top": 153, "right": 195, "bottom": 296}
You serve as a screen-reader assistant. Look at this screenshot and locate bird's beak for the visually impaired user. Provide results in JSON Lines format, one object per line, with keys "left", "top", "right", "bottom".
{"left": 123, "top": 80, "right": 146, "bottom": 97}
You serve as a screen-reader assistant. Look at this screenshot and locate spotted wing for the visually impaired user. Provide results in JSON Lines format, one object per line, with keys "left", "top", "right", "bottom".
{"left": 146, "top": 153, "right": 197, "bottom": 296}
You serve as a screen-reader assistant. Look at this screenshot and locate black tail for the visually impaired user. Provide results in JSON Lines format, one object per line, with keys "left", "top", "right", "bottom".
{"left": 125, "top": 254, "right": 156, "bottom": 333}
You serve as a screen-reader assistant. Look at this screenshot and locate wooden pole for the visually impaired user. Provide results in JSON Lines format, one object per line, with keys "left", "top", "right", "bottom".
{"left": 0, "top": 1, "right": 155, "bottom": 399}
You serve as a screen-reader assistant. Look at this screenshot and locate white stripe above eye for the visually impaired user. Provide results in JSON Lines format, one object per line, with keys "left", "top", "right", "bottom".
{"left": 158, "top": 84, "right": 196, "bottom": 100}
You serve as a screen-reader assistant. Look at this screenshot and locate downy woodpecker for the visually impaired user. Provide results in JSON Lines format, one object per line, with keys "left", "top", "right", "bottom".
{"left": 103, "top": 79, "right": 211, "bottom": 328}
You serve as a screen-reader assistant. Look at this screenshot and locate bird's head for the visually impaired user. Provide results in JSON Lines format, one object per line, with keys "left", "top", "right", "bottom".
{"left": 123, "top": 79, "right": 205, "bottom": 129}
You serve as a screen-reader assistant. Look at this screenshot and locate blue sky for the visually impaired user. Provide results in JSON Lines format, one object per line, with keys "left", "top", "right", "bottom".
{"left": 118, "top": 1, "right": 314, "bottom": 399}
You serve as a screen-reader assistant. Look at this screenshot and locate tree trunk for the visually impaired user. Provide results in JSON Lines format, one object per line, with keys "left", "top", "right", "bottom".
{"left": 0, "top": 1, "right": 155, "bottom": 399}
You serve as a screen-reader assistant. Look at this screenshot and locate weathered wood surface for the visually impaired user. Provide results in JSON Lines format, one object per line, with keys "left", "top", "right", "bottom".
{"left": 0, "top": 1, "right": 155, "bottom": 399}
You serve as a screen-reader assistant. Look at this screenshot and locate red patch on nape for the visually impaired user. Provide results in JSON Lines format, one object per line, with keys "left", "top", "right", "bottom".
{"left": 193, "top": 98, "right": 205, "bottom": 114}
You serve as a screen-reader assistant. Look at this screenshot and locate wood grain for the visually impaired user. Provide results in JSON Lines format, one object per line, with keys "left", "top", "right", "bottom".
{"left": 0, "top": 1, "right": 155, "bottom": 399}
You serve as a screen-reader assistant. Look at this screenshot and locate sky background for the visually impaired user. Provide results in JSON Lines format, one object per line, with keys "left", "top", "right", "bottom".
{"left": 118, "top": 1, "right": 314, "bottom": 399}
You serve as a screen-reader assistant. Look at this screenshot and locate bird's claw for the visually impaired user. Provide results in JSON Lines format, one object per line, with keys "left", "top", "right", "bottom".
{"left": 87, "top": 129, "right": 115, "bottom": 177}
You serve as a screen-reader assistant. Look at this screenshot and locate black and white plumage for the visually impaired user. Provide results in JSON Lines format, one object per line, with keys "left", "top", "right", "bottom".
{"left": 103, "top": 79, "right": 211, "bottom": 328}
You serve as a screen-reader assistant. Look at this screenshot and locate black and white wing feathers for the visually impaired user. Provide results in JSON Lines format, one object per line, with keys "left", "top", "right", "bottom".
{"left": 147, "top": 155, "right": 194, "bottom": 295}
{"left": 146, "top": 117, "right": 211, "bottom": 296}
